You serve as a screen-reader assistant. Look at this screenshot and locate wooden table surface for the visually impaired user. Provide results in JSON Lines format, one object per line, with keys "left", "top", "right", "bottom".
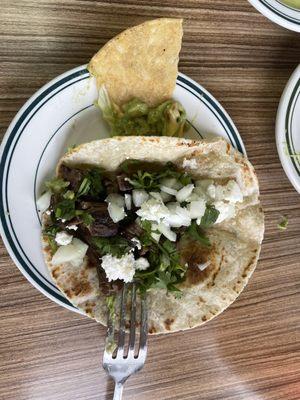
{"left": 1, "top": 1, "right": 300, "bottom": 399}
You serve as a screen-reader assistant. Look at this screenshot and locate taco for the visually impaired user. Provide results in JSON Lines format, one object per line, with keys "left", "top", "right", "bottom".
{"left": 39, "top": 136, "right": 264, "bottom": 334}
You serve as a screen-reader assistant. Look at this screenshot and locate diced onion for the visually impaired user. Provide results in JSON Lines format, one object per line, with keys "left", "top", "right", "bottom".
{"left": 186, "top": 192, "right": 199, "bottom": 202}
{"left": 166, "top": 202, "right": 178, "bottom": 212}
{"left": 124, "top": 193, "right": 132, "bottom": 210}
{"left": 132, "top": 189, "right": 149, "bottom": 207}
{"left": 105, "top": 193, "right": 124, "bottom": 207}
{"left": 160, "top": 185, "right": 177, "bottom": 196}
{"left": 206, "top": 184, "right": 216, "bottom": 200}
{"left": 51, "top": 238, "right": 88, "bottom": 266}
{"left": 164, "top": 206, "right": 191, "bottom": 227}
{"left": 160, "top": 177, "right": 182, "bottom": 190}
{"left": 176, "top": 184, "right": 195, "bottom": 203}
{"left": 198, "top": 261, "right": 210, "bottom": 271}
{"left": 188, "top": 199, "right": 206, "bottom": 219}
{"left": 36, "top": 190, "right": 51, "bottom": 213}
{"left": 108, "top": 202, "right": 126, "bottom": 223}
{"left": 160, "top": 191, "right": 172, "bottom": 202}
{"left": 157, "top": 223, "right": 177, "bottom": 242}
{"left": 150, "top": 191, "right": 163, "bottom": 201}
{"left": 151, "top": 231, "right": 161, "bottom": 242}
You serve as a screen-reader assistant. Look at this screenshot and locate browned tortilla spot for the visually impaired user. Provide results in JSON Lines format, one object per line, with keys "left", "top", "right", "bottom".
{"left": 149, "top": 325, "right": 157, "bottom": 334}
{"left": 226, "top": 142, "right": 231, "bottom": 154}
{"left": 52, "top": 266, "right": 61, "bottom": 279}
{"left": 65, "top": 280, "right": 92, "bottom": 299}
{"left": 242, "top": 254, "right": 257, "bottom": 278}
{"left": 164, "top": 318, "right": 174, "bottom": 330}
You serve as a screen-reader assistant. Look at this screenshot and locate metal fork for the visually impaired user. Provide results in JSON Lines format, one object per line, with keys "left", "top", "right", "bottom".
{"left": 103, "top": 284, "right": 148, "bottom": 400}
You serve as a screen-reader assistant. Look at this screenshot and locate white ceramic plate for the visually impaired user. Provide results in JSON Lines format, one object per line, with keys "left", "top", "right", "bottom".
{"left": 276, "top": 64, "right": 300, "bottom": 193}
{"left": 248, "top": 0, "right": 300, "bottom": 32}
{"left": 0, "top": 65, "right": 246, "bottom": 313}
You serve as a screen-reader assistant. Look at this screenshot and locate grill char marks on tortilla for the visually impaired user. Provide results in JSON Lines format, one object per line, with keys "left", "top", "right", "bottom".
{"left": 179, "top": 240, "right": 212, "bottom": 285}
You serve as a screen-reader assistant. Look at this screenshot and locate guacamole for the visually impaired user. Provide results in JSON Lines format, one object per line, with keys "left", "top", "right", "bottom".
{"left": 97, "top": 86, "right": 188, "bottom": 137}
{"left": 279, "top": 0, "right": 300, "bottom": 8}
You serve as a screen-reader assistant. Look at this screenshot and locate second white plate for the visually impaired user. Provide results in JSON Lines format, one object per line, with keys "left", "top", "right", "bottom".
{"left": 276, "top": 64, "right": 300, "bottom": 193}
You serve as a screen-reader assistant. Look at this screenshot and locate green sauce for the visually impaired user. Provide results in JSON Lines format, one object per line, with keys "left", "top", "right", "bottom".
{"left": 96, "top": 86, "right": 188, "bottom": 137}
{"left": 279, "top": 0, "right": 300, "bottom": 9}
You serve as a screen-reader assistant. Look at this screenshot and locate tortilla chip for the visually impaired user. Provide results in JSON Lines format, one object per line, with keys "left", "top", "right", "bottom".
{"left": 88, "top": 18, "right": 183, "bottom": 106}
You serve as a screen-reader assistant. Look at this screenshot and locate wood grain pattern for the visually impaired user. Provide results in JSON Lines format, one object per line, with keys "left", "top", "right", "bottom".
{"left": 0, "top": 1, "right": 300, "bottom": 399}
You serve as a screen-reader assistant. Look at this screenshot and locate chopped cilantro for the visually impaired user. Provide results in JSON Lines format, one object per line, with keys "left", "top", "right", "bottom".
{"left": 127, "top": 162, "right": 191, "bottom": 191}
{"left": 278, "top": 216, "right": 288, "bottom": 230}
{"left": 92, "top": 236, "right": 131, "bottom": 258}
{"left": 77, "top": 169, "right": 104, "bottom": 198}
{"left": 186, "top": 221, "right": 211, "bottom": 246}
{"left": 45, "top": 177, "right": 69, "bottom": 194}
{"left": 200, "top": 204, "right": 219, "bottom": 228}
{"left": 63, "top": 190, "right": 75, "bottom": 200}
{"left": 128, "top": 170, "right": 160, "bottom": 191}
{"left": 54, "top": 199, "right": 76, "bottom": 221}
{"left": 77, "top": 177, "right": 91, "bottom": 197}
{"left": 43, "top": 225, "right": 60, "bottom": 254}
{"left": 119, "top": 159, "right": 141, "bottom": 174}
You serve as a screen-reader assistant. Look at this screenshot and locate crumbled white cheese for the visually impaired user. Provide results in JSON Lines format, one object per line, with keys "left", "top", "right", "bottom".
{"left": 214, "top": 201, "right": 236, "bottom": 223}
{"left": 61, "top": 218, "right": 66, "bottom": 223}
{"left": 164, "top": 204, "right": 191, "bottom": 227}
{"left": 55, "top": 231, "right": 73, "bottom": 246}
{"left": 136, "top": 198, "right": 169, "bottom": 224}
{"left": 131, "top": 237, "right": 141, "bottom": 250}
{"left": 182, "top": 158, "right": 198, "bottom": 169}
{"left": 45, "top": 210, "right": 52, "bottom": 216}
{"left": 101, "top": 253, "right": 136, "bottom": 283}
{"left": 67, "top": 224, "right": 78, "bottom": 231}
{"left": 135, "top": 257, "right": 149, "bottom": 271}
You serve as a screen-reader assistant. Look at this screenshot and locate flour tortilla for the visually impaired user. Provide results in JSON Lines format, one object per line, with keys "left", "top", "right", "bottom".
{"left": 88, "top": 18, "right": 183, "bottom": 106}
{"left": 43, "top": 136, "right": 264, "bottom": 334}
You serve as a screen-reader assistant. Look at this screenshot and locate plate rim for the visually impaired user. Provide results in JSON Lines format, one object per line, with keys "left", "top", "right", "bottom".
{"left": 276, "top": 64, "right": 300, "bottom": 193}
{"left": 0, "top": 64, "right": 246, "bottom": 312}
{"left": 248, "top": 0, "right": 300, "bottom": 32}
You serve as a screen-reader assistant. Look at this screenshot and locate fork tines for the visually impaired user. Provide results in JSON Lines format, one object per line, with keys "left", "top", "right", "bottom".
{"left": 105, "top": 283, "right": 148, "bottom": 361}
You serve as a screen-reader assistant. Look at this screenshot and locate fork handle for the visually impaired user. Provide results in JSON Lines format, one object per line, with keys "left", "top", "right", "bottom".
{"left": 113, "top": 382, "right": 124, "bottom": 400}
